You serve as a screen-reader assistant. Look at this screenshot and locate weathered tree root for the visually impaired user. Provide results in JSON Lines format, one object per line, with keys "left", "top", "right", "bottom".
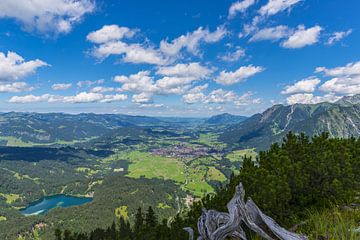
{"left": 184, "top": 183, "right": 308, "bottom": 240}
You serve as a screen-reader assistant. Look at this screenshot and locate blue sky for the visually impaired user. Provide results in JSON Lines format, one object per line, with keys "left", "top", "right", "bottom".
{"left": 0, "top": 0, "right": 359, "bottom": 117}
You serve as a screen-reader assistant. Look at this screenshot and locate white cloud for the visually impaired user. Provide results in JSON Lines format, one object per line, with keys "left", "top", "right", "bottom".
{"left": 259, "top": 0, "right": 301, "bottom": 17}
{"left": 183, "top": 92, "right": 206, "bottom": 104}
{"left": 90, "top": 86, "right": 116, "bottom": 93}
{"left": 317, "top": 61, "right": 360, "bottom": 95}
{"left": 9, "top": 92, "right": 127, "bottom": 104}
{"left": 250, "top": 25, "right": 291, "bottom": 42}
{"left": 0, "top": 82, "right": 34, "bottom": 93}
{"left": 0, "top": 51, "right": 49, "bottom": 81}
{"left": 155, "top": 76, "right": 194, "bottom": 94}
{"left": 160, "top": 26, "right": 227, "bottom": 57}
{"left": 316, "top": 61, "right": 360, "bottom": 77}
{"left": 286, "top": 93, "right": 340, "bottom": 105}
{"left": 114, "top": 71, "right": 157, "bottom": 93}
{"left": 0, "top": 0, "right": 95, "bottom": 34}
{"left": 281, "top": 77, "right": 321, "bottom": 94}
{"left": 281, "top": 25, "right": 322, "bottom": 49}
{"left": 156, "top": 62, "right": 213, "bottom": 79}
{"left": 114, "top": 68, "right": 207, "bottom": 96}
{"left": 219, "top": 47, "right": 245, "bottom": 62}
{"left": 228, "top": 0, "right": 255, "bottom": 19}
{"left": 215, "top": 65, "right": 264, "bottom": 85}
{"left": 132, "top": 92, "right": 153, "bottom": 104}
{"left": 234, "top": 91, "right": 261, "bottom": 106}
{"left": 319, "top": 76, "right": 360, "bottom": 95}
{"left": 100, "top": 94, "right": 128, "bottom": 103}
{"left": 77, "top": 79, "right": 104, "bottom": 88}
{"left": 327, "top": 29, "right": 352, "bottom": 45}
{"left": 86, "top": 25, "right": 136, "bottom": 44}
{"left": 204, "top": 89, "right": 238, "bottom": 104}
{"left": 52, "top": 83, "right": 72, "bottom": 91}
{"left": 138, "top": 103, "right": 164, "bottom": 108}
{"left": 91, "top": 39, "right": 169, "bottom": 65}
{"left": 62, "top": 92, "right": 105, "bottom": 103}
{"left": 9, "top": 94, "right": 54, "bottom": 103}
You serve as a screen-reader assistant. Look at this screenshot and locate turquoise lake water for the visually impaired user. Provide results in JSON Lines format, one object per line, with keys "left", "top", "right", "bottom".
{"left": 20, "top": 194, "right": 92, "bottom": 216}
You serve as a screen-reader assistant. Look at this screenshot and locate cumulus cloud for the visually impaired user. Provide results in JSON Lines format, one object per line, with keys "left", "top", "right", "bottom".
{"left": 281, "top": 25, "right": 322, "bottom": 49}
{"left": 89, "top": 25, "right": 226, "bottom": 65}
{"left": 182, "top": 92, "right": 205, "bottom": 104}
{"left": 90, "top": 35, "right": 169, "bottom": 65}
{"left": 99, "top": 94, "right": 128, "bottom": 103}
{"left": 160, "top": 26, "right": 227, "bottom": 57}
{"left": 156, "top": 62, "right": 213, "bottom": 79}
{"left": 259, "top": 0, "right": 301, "bottom": 17}
{"left": 204, "top": 89, "right": 238, "bottom": 104}
{"left": 90, "top": 86, "right": 116, "bottom": 93}
{"left": 219, "top": 47, "right": 245, "bottom": 62}
{"left": 215, "top": 65, "right": 264, "bottom": 85}
{"left": 132, "top": 92, "right": 153, "bottom": 104}
{"left": 115, "top": 65, "right": 210, "bottom": 97}
{"left": 138, "top": 103, "right": 164, "bottom": 108}
{"left": 52, "top": 83, "right": 72, "bottom": 91}
{"left": 87, "top": 25, "right": 136, "bottom": 44}
{"left": 63, "top": 92, "right": 104, "bottom": 103}
{"left": 317, "top": 61, "right": 360, "bottom": 95}
{"left": 281, "top": 77, "right": 321, "bottom": 94}
{"left": 0, "top": 0, "right": 95, "bottom": 34}
{"left": 182, "top": 84, "right": 208, "bottom": 104}
{"left": 250, "top": 25, "right": 291, "bottom": 42}
{"left": 0, "top": 82, "right": 34, "bottom": 93}
{"left": 0, "top": 51, "right": 49, "bottom": 81}
{"left": 9, "top": 92, "right": 127, "bottom": 104}
{"left": 286, "top": 93, "right": 340, "bottom": 105}
{"left": 77, "top": 79, "right": 104, "bottom": 88}
{"left": 114, "top": 71, "right": 157, "bottom": 93}
{"left": 9, "top": 94, "right": 53, "bottom": 103}
{"left": 316, "top": 61, "right": 360, "bottom": 77}
{"left": 327, "top": 29, "right": 352, "bottom": 45}
{"left": 228, "top": 0, "right": 255, "bottom": 19}
{"left": 234, "top": 91, "right": 261, "bottom": 106}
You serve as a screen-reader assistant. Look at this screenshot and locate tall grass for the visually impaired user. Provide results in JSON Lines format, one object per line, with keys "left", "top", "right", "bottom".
{"left": 247, "top": 207, "right": 360, "bottom": 240}
{"left": 299, "top": 207, "right": 360, "bottom": 240}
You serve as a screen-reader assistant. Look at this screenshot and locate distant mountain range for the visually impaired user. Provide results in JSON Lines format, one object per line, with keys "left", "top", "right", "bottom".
{"left": 220, "top": 95, "right": 360, "bottom": 150}
{"left": 3, "top": 95, "right": 360, "bottom": 150}
{"left": 0, "top": 112, "right": 166, "bottom": 145}
{"left": 205, "top": 113, "right": 247, "bottom": 125}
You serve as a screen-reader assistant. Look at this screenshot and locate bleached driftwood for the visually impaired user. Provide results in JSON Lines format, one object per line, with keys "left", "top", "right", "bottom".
{"left": 184, "top": 183, "right": 308, "bottom": 240}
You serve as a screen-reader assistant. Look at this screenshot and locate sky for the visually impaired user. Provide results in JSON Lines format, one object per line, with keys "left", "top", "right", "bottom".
{"left": 0, "top": 0, "right": 359, "bottom": 117}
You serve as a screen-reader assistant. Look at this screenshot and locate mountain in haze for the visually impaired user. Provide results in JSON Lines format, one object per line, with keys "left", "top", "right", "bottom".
{"left": 0, "top": 112, "right": 166, "bottom": 145}
{"left": 220, "top": 95, "right": 360, "bottom": 150}
{"left": 205, "top": 113, "right": 247, "bottom": 125}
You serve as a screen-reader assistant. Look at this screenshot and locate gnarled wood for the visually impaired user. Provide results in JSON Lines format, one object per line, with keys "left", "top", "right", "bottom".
{"left": 185, "top": 183, "right": 308, "bottom": 240}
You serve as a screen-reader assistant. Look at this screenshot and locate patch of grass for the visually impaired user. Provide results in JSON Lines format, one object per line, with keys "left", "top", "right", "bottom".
{"left": 184, "top": 166, "right": 214, "bottom": 197}
{"left": 226, "top": 148, "right": 257, "bottom": 162}
{"left": 299, "top": 207, "right": 360, "bottom": 240}
{"left": 125, "top": 151, "right": 186, "bottom": 183}
{"left": 0, "top": 216, "right": 6, "bottom": 221}
{"left": 157, "top": 203, "right": 171, "bottom": 209}
{"left": 207, "top": 167, "right": 226, "bottom": 182}
{"left": 0, "top": 136, "right": 34, "bottom": 147}
{"left": 0, "top": 193, "right": 21, "bottom": 204}
{"left": 191, "top": 133, "right": 227, "bottom": 148}
{"left": 115, "top": 206, "right": 128, "bottom": 220}
{"left": 76, "top": 167, "right": 99, "bottom": 176}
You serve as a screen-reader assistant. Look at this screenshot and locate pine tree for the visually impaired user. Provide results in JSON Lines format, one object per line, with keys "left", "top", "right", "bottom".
{"left": 134, "top": 207, "right": 144, "bottom": 239}
{"left": 145, "top": 206, "right": 157, "bottom": 230}
{"left": 55, "top": 229, "right": 62, "bottom": 240}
